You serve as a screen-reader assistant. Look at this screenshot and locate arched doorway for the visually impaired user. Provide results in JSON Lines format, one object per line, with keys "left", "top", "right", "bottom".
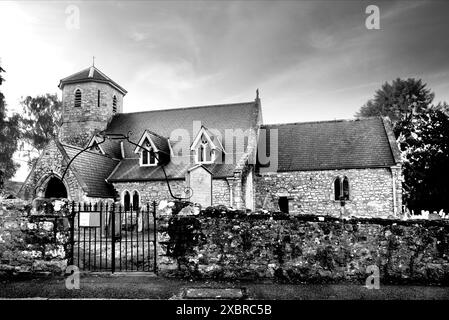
{"left": 44, "top": 177, "right": 68, "bottom": 198}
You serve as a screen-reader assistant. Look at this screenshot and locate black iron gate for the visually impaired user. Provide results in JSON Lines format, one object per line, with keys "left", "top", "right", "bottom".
{"left": 70, "top": 201, "right": 157, "bottom": 273}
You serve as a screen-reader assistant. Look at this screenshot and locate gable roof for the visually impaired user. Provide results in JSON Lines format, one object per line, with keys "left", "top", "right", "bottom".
{"left": 58, "top": 66, "right": 127, "bottom": 94}
{"left": 62, "top": 143, "right": 119, "bottom": 198}
{"left": 105, "top": 101, "right": 260, "bottom": 158}
{"left": 133, "top": 130, "right": 170, "bottom": 155}
{"left": 106, "top": 158, "right": 236, "bottom": 182}
{"left": 258, "top": 117, "right": 401, "bottom": 172}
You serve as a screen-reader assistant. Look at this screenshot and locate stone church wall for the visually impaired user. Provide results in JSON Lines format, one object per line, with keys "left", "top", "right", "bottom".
{"left": 19, "top": 141, "right": 85, "bottom": 202}
{"left": 255, "top": 168, "right": 402, "bottom": 218}
{"left": 59, "top": 82, "right": 124, "bottom": 147}
{"left": 113, "top": 178, "right": 232, "bottom": 208}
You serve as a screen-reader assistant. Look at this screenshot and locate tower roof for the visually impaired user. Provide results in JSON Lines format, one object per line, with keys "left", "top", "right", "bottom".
{"left": 58, "top": 66, "right": 127, "bottom": 95}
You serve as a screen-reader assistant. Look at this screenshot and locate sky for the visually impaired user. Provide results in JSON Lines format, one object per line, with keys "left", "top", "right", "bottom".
{"left": 1, "top": 0, "right": 449, "bottom": 181}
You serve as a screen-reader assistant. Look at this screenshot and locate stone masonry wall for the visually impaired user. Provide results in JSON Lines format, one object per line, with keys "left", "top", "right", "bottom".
{"left": 20, "top": 140, "right": 85, "bottom": 202}
{"left": 0, "top": 199, "right": 71, "bottom": 278}
{"left": 59, "top": 82, "right": 124, "bottom": 147}
{"left": 113, "top": 179, "right": 231, "bottom": 207}
{"left": 156, "top": 206, "right": 449, "bottom": 284}
{"left": 212, "top": 179, "right": 231, "bottom": 206}
{"left": 255, "top": 168, "right": 402, "bottom": 218}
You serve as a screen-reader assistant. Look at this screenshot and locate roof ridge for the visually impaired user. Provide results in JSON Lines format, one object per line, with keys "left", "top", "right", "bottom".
{"left": 59, "top": 67, "right": 91, "bottom": 82}
{"left": 145, "top": 129, "right": 169, "bottom": 140}
{"left": 119, "top": 101, "right": 256, "bottom": 116}
{"left": 61, "top": 143, "right": 119, "bottom": 160}
{"left": 262, "top": 116, "right": 381, "bottom": 128}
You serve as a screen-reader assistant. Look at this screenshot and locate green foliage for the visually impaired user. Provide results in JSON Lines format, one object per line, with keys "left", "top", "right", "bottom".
{"left": 396, "top": 104, "right": 449, "bottom": 212}
{"left": 0, "top": 63, "right": 20, "bottom": 185}
{"left": 18, "top": 94, "right": 62, "bottom": 167}
{"left": 357, "top": 78, "right": 449, "bottom": 212}
{"left": 356, "top": 78, "right": 434, "bottom": 125}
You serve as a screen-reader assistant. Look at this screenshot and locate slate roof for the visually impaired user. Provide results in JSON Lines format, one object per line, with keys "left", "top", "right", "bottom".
{"left": 135, "top": 130, "right": 171, "bottom": 155}
{"left": 104, "top": 101, "right": 260, "bottom": 182}
{"left": 99, "top": 138, "right": 122, "bottom": 159}
{"left": 63, "top": 144, "right": 119, "bottom": 198}
{"left": 258, "top": 117, "right": 401, "bottom": 172}
{"left": 58, "top": 66, "right": 127, "bottom": 94}
{"left": 107, "top": 157, "right": 236, "bottom": 182}
{"left": 105, "top": 101, "right": 260, "bottom": 158}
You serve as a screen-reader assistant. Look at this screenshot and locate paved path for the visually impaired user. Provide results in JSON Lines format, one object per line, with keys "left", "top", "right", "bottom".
{"left": 1, "top": 274, "right": 448, "bottom": 300}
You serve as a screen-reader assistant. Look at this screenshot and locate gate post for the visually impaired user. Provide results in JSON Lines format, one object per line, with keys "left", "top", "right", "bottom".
{"left": 111, "top": 203, "right": 116, "bottom": 273}
{"left": 69, "top": 201, "right": 76, "bottom": 266}
{"left": 152, "top": 200, "right": 157, "bottom": 274}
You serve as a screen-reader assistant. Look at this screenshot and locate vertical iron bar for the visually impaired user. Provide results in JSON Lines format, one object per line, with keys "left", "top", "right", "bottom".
{"left": 130, "top": 204, "right": 133, "bottom": 271}
{"left": 153, "top": 201, "right": 157, "bottom": 274}
{"left": 111, "top": 203, "right": 116, "bottom": 273}
{"left": 125, "top": 204, "right": 128, "bottom": 271}
{"left": 77, "top": 203, "right": 81, "bottom": 269}
{"left": 119, "top": 204, "right": 122, "bottom": 271}
{"left": 83, "top": 228, "right": 86, "bottom": 271}
{"left": 88, "top": 227, "right": 91, "bottom": 270}
{"left": 69, "top": 201, "right": 75, "bottom": 266}
{"left": 146, "top": 203, "right": 150, "bottom": 271}
{"left": 136, "top": 205, "right": 139, "bottom": 271}
{"left": 99, "top": 202, "right": 103, "bottom": 271}
{"left": 142, "top": 207, "right": 145, "bottom": 272}
{"left": 93, "top": 225, "right": 97, "bottom": 271}
{"left": 105, "top": 202, "right": 108, "bottom": 270}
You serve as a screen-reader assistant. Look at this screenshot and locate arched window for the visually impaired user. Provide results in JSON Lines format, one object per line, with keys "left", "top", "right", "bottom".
{"left": 97, "top": 90, "right": 101, "bottom": 107}
{"left": 334, "top": 177, "right": 341, "bottom": 201}
{"left": 334, "top": 176, "right": 350, "bottom": 201}
{"left": 132, "top": 191, "right": 140, "bottom": 210}
{"left": 342, "top": 176, "right": 350, "bottom": 200}
{"left": 197, "top": 134, "right": 213, "bottom": 163}
{"left": 74, "top": 89, "right": 82, "bottom": 108}
{"left": 123, "top": 191, "right": 130, "bottom": 212}
{"left": 112, "top": 95, "right": 117, "bottom": 113}
{"left": 140, "top": 139, "right": 157, "bottom": 166}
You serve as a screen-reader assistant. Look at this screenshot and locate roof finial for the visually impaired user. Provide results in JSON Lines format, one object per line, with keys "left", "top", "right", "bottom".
{"left": 256, "top": 88, "right": 259, "bottom": 100}
{"left": 92, "top": 56, "right": 95, "bottom": 67}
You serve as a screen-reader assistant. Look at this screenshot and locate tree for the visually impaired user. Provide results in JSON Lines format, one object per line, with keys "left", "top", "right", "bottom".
{"left": 356, "top": 78, "right": 435, "bottom": 130}
{"left": 397, "top": 104, "right": 449, "bottom": 213}
{"left": 0, "top": 64, "right": 21, "bottom": 189}
{"left": 356, "top": 78, "right": 449, "bottom": 213}
{"left": 18, "top": 94, "right": 62, "bottom": 167}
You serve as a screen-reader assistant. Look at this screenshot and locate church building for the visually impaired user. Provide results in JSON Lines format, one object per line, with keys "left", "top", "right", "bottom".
{"left": 19, "top": 65, "right": 403, "bottom": 218}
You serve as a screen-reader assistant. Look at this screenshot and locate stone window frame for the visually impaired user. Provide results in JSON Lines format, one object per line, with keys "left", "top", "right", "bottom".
{"left": 332, "top": 175, "right": 351, "bottom": 201}
{"left": 134, "top": 131, "right": 160, "bottom": 167}
{"left": 74, "top": 88, "right": 82, "bottom": 108}
{"left": 191, "top": 128, "right": 217, "bottom": 165}
{"left": 139, "top": 138, "right": 158, "bottom": 167}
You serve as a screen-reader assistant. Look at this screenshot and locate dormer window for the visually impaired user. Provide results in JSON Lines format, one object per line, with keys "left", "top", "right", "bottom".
{"left": 87, "top": 136, "right": 105, "bottom": 155}
{"left": 134, "top": 130, "right": 169, "bottom": 167}
{"left": 74, "top": 89, "right": 81, "bottom": 107}
{"left": 191, "top": 126, "right": 225, "bottom": 165}
{"left": 140, "top": 139, "right": 158, "bottom": 166}
{"left": 197, "top": 135, "right": 213, "bottom": 163}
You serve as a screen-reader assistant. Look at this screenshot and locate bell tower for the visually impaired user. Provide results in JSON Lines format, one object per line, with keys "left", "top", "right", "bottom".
{"left": 58, "top": 64, "right": 127, "bottom": 147}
